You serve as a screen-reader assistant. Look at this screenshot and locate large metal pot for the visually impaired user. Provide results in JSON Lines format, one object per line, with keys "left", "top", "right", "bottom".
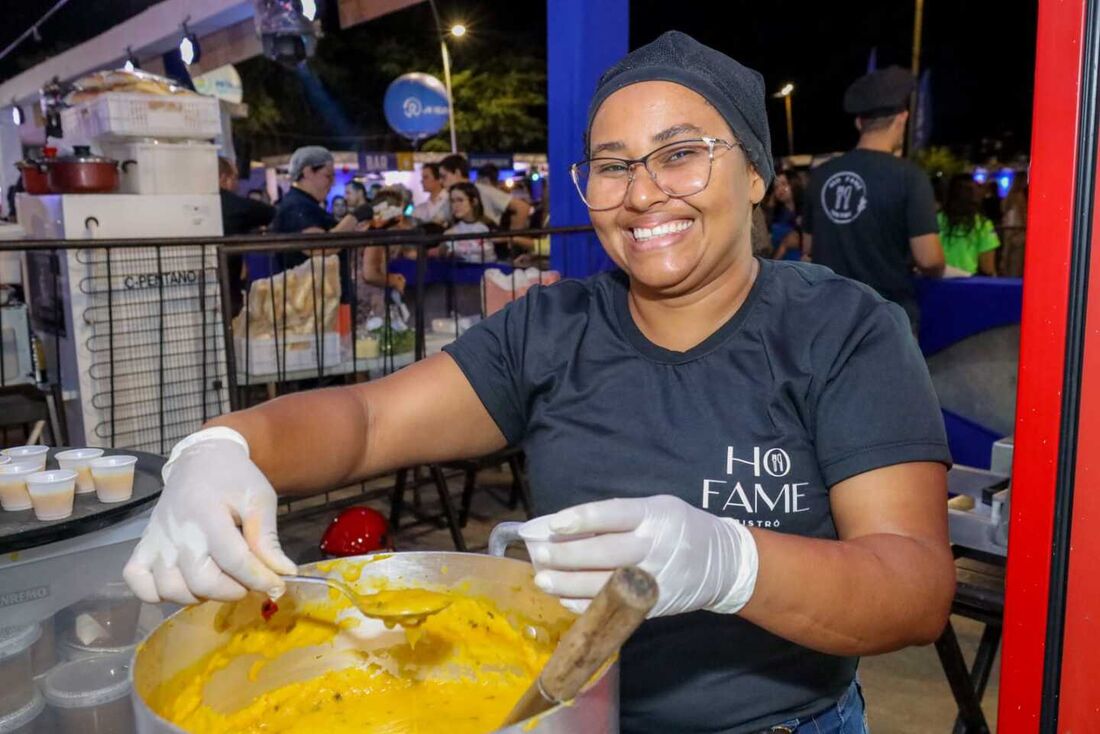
{"left": 46, "top": 146, "right": 127, "bottom": 194}
{"left": 15, "top": 160, "right": 50, "bottom": 195}
{"left": 131, "top": 552, "right": 619, "bottom": 733}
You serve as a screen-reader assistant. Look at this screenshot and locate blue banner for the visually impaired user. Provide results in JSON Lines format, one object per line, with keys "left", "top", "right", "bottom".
{"left": 383, "top": 73, "right": 450, "bottom": 141}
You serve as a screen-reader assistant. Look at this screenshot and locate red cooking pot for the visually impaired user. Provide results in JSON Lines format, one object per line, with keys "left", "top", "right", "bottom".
{"left": 15, "top": 160, "right": 50, "bottom": 195}
{"left": 46, "top": 146, "right": 125, "bottom": 194}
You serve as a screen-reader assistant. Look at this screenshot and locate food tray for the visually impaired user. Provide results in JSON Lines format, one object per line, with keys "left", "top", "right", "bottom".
{"left": 0, "top": 448, "right": 163, "bottom": 554}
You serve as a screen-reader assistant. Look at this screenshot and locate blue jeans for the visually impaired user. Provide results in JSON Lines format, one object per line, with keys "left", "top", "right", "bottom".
{"left": 767, "top": 679, "right": 869, "bottom": 733}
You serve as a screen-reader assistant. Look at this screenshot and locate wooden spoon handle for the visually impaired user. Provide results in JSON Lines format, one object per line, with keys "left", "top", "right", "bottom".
{"left": 503, "top": 566, "right": 658, "bottom": 726}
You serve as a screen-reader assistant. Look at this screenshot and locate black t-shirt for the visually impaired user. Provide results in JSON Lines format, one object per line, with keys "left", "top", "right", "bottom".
{"left": 804, "top": 149, "right": 938, "bottom": 325}
{"left": 443, "top": 260, "right": 950, "bottom": 734}
{"left": 256, "top": 186, "right": 353, "bottom": 294}
{"left": 219, "top": 190, "right": 274, "bottom": 236}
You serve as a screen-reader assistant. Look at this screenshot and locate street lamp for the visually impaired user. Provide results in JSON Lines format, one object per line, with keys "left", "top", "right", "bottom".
{"left": 427, "top": 0, "right": 464, "bottom": 153}
{"left": 774, "top": 83, "right": 795, "bottom": 156}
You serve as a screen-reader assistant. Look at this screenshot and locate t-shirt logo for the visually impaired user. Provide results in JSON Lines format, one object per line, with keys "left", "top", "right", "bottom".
{"left": 700, "top": 445, "right": 811, "bottom": 529}
{"left": 821, "top": 171, "right": 869, "bottom": 225}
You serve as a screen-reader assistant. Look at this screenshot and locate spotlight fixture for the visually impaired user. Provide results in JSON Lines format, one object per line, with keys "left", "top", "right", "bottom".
{"left": 10, "top": 100, "right": 24, "bottom": 126}
{"left": 179, "top": 22, "right": 201, "bottom": 66}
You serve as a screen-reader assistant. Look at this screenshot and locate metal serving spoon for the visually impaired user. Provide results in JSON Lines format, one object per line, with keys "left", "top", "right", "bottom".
{"left": 281, "top": 574, "right": 453, "bottom": 627}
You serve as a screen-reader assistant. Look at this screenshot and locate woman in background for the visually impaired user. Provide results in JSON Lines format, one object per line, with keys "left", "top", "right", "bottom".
{"left": 768, "top": 170, "right": 805, "bottom": 260}
{"left": 442, "top": 182, "right": 496, "bottom": 263}
{"left": 938, "top": 174, "right": 1000, "bottom": 275}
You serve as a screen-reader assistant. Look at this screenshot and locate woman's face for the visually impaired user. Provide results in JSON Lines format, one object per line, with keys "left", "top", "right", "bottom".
{"left": 587, "top": 81, "right": 764, "bottom": 294}
{"left": 773, "top": 174, "right": 792, "bottom": 207}
{"left": 450, "top": 190, "right": 473, "bottom": 221}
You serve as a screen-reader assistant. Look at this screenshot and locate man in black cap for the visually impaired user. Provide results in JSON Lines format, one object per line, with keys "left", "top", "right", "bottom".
{"left": 803, "top": 66, "right": 944, "bottom": 332}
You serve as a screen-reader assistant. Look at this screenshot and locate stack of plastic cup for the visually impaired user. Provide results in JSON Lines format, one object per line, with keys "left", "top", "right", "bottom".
{"left": 0, "top": 447, "right": 48, "bottom": 472}
{"left": 0, "top": 464, "right": 37, "bottom": 512}
{"left": 25, "top": 470, "right": 77, "bottom": 521}
{"left": 54, "top": 449, "right": 104, "bottom": 495}
{"left": 89, "top": 456, "right": 138, "bottom": 504}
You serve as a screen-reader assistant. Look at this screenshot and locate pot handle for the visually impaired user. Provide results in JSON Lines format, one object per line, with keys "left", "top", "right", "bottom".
{"left": 121, "top": 159, "right": 137, "bottom": 172}
{"left": 488, "top": 521, "right": 524, "bottom": 557}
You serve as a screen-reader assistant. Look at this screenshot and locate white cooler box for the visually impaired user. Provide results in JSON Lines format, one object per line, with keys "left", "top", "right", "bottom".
{"left": 61, "top": 93, "right": 221, "bottom": 143}
{"left": 99, "top": 140, "right": 219, "bottom": 195}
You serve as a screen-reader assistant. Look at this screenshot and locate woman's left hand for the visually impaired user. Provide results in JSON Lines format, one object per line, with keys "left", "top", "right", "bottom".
{"left": 523, "top": 495, "right": 759, "bottom": 618}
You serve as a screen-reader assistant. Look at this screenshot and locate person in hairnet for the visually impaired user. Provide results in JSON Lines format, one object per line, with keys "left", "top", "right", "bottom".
{"left": 245, "top": 146, "right": 362, "bottom": 280}
{"left": 803, "top": 67, "right": 945, "bottom": 333}
{"left": 126, "top": 33, "right": 953, "bottom": 734}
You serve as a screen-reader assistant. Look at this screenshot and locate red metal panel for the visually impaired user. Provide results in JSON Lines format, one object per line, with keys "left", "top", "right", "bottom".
{"left": 998, "top": 0, "right": 1084, "bottom": 730}
{"left": 1056, "top": 160, "right": 1100, "bottom": 730}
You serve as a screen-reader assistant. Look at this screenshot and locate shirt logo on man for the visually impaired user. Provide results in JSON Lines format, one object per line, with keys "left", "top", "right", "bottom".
{"left": 821, "top": 171, "right": 869, "bottom": 225}
{"left": 700, "top": 446, "right": 811, "bottom": 528}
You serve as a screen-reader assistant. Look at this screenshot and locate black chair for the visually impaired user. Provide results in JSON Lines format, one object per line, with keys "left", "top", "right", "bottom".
{"left": 387, "top": 449, "right": 534, "bottom": 553}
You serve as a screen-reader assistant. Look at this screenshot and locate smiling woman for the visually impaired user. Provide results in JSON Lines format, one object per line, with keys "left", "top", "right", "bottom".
{"left": 125, "top": 30, "right": 954, "bottom": 734}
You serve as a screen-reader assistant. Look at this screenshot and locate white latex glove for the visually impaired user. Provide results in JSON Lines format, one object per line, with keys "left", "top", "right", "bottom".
{"left": 523, "top": 495, "right": 758, "bottom": 618}
{"left": 123, "top": 428, "right": 297, "bottom": 605}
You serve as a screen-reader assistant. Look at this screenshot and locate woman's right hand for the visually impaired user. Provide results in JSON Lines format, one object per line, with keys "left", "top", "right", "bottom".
{"left": 123, "top": 431, "right": 297, "bottom": 605}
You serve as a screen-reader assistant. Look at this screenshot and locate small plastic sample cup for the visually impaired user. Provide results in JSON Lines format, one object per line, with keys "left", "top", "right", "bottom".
{"left": 0, "top": 447, "right": 48, "bottom": 473}
{"left": 0, "top": 624, "right": 40, "bottom": 718}
{"left": 89, "top": 456, "right": 138, "bottom": 504}
{"left": 40, "top": 652, "right": 135, "bottom": 734}
{"left": 0, "top": 464, "right": 37, "bottom": 512}
{"left": 54, "top": 449, "right": 104, "bottom": 495}
{"left": 25, "top": 470, "right": 77, "bottom": 521}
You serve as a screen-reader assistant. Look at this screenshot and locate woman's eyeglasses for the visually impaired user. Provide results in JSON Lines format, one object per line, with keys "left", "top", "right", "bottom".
{"left": 571, "top": 137, "right": 739, "bottom": 211}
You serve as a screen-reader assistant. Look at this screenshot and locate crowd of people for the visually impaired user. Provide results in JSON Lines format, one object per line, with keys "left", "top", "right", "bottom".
{"left": 753, "top": 140, "right": 1028, "bottom": 284}
{"left": 217, "top": 146, "right": 550, "bottom": 330}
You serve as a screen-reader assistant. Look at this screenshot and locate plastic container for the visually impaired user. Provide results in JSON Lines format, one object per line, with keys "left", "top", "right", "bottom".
{"left": 99, "top": 140, "right": 218, "bottom": 195}
{"left": 59, "top": 581, "right": 143, "bottom": 650}
{"left": 0, "top": 464, "right": 37, "bottom": 511}
{"left": 0, "top": 691, "right": 44, "bottom": 734}
{"left": 0, "top": 625, "right": 40, "bottom": 717}
{"left": 25, "top": 470, "right": 76, "bottom": 521}
{"left": 0, "top": 456, "right": 10, "bottom": 466}
{"left": 234, "top": 332, "right": 342, "bottom": 377}
{"left": 30, "top": 618, "right": 55, "bottom": 679}
{"left": 0, "top": 447, "right": 48, "bottom": 472}
{"left": 54, "top": 449, "right": 104, "bottom": 495}
{"left": 61, "top": 92, "right": 220, "bottom": 142}
{"left": 57, "top": 632, "right": 139, "bottom": 664}
{"left": 89, "top": 456, "right": 137, "bottom": 504}
{"left": 41, "top": 652, "right": 135, "bottom": 734}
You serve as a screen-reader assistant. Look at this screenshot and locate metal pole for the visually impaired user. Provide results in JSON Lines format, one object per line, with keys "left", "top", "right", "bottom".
{"left": 428, "top": 0, "right": 458, "bottom": 153}
{"left": 784, "top": 94, "right": 794, "bottom": 155}
{"left": 907, "top": 0, "right": 925, "bottom": 157}
{"left": 441, "top": 41, "right": 457, "bottom": 153}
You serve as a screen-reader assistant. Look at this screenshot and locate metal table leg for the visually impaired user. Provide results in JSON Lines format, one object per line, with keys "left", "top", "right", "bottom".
{"left": 935, "top": 621, "right": 991, "bottom": 734}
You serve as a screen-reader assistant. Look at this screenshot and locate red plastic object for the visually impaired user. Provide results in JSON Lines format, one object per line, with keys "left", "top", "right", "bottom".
{"left": 319, "top": 507, "right": 392, "bottom": 557}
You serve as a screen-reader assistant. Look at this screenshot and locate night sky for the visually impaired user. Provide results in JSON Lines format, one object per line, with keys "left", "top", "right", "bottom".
{"left": 0, "top": 0, "right": 1038, "bottom": 157}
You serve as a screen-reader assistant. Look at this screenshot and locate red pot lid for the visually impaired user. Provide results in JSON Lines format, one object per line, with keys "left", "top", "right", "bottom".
{"left": 319, "top": 507, "right": 393, "bottom": 557}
